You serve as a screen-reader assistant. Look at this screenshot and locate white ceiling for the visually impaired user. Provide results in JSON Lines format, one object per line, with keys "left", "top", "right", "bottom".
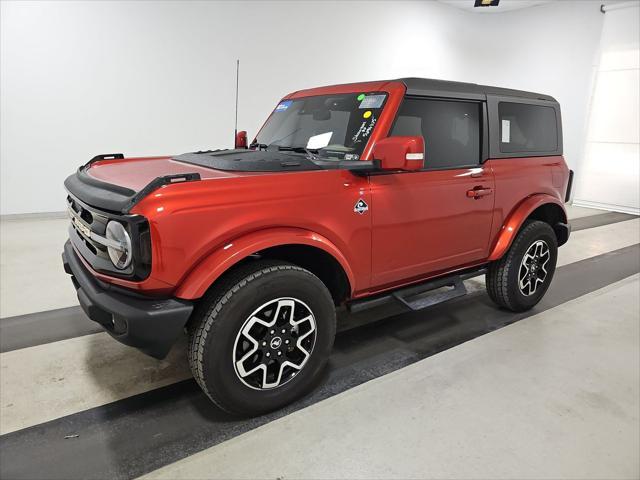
{"left": 437, "top": 0, "right": 553, "bottom": 14}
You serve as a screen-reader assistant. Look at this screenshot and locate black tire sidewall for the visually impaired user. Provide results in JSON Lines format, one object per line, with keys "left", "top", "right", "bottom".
{"left": 200, "top": 267, "right": 335, "bottom": 415}
{"left": 505, "top": 222, "right": 558, "bottom": 310}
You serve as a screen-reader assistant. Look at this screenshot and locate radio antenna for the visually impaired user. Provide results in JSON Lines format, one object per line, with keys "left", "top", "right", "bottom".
{"left": 234, "top": 59, "right": 239, "bottom": 147}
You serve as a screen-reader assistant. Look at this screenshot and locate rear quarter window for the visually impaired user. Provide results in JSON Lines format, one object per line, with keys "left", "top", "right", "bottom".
{"left": 499, "top": 102, "right": 558, "bottom": 153}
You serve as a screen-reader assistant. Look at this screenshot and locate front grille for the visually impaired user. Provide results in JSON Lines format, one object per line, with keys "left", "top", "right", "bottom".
{"left": 72, "top": 226, "right": 98, "bottom": 255}
{"left": 68, "top": 195, "right": 96, "bottom": 227}
{"left": 80, "top": 208, "right": 93, "bottom": 225}
{"left": 67, "top": 194, "right": 134, "bottom": 277}
{"left": 66, "top": 193, "right": 152, "bottom": 281}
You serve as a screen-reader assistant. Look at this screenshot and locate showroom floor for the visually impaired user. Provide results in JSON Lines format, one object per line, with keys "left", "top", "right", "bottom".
{"left": 0, "top": 205, "right": 638, "bottom": 479}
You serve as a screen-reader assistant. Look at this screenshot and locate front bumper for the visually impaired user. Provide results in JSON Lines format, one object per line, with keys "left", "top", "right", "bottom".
{"left": 62, "top": 240, "right": 193, "bottom": 358}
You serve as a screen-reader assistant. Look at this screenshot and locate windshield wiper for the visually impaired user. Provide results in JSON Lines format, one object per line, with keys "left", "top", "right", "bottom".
{"left": 276, "top": 146, "right": 320, "bottom": 160}
{"left": 249, "top": 142, "right": 269, "bottom": 151}
{"left": 276, "top": 146, "right": 319, "bottom": 154}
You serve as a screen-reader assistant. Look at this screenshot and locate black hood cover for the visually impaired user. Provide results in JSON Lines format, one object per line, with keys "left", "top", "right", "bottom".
{"left": 173, "top": 149, "right": 323, "bottom": 172}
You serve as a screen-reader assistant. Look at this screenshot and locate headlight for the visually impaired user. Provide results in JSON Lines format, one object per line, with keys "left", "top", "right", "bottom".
{"left": 105, "top": 221, "right": 132, "bottom": 269}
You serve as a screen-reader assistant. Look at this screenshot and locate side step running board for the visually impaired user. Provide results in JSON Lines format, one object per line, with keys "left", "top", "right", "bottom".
{"left": 347, "top": 267, "right": 486, "bottom": 314}
{"left": 392, "top": 277, "right": 467, "bottom": 311}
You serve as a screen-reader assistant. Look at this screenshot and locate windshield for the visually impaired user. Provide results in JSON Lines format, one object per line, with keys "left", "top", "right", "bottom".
{"left": 253, "top": 92, "right": 388, "bottom": 160}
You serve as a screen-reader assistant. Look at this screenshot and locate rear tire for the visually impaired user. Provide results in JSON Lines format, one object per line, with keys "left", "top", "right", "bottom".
{"left": 188, "top": 260, "right": 336, "bottom": 416}
{"left": 486, "top": 220, "right": 558, "bottom": 312}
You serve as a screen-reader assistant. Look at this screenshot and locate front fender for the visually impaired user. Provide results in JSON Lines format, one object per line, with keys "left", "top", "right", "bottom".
{"left": 173, "top": 227, "right": 356, "bottom": 300}
{"left": 488, "top": 194, "right": 567, "bottom": 261}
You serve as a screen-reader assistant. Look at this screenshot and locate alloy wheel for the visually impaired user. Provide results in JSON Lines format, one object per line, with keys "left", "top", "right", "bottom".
{"left": 233, "top": 297, "right": 317, "bottom": 390}
{"left": 518, "top": 239, "right": 551, "bottom": 296}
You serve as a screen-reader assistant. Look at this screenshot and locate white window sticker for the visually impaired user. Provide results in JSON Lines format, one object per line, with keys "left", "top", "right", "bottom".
{"left": 359, "top": 94, "right": 385, "bottom": 109}
{"left": 306, "top": 131, "right": 333, "bottom": 149}
{"left": 501, "top": 119, "right": 511, "bottom": 143}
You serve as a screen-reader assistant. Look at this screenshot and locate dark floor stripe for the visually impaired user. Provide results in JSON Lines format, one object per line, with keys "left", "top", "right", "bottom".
{"left": 1, "top": 243, "right": 638, "bottom": 480}
{"left": 1, "top": 211, "right": 637, "bottom": 353}
{"left": 0, "top": 306, "right": 101, "bottom": 353}
{"left": 570, "top": 211, "right": 637, "bottom": 232}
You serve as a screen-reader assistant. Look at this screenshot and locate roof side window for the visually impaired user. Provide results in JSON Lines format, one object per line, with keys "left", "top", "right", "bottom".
{"left": 390, "top": 98, "right": 481, "bottom": 169}
{"left": 499, "top": 102, "right": 558, "bottom": 154}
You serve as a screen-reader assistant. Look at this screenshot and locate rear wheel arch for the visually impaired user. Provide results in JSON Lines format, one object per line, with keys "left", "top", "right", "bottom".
{"left": 489, "top": 195, "right": 568, "bottom": 261}
{"left": 527, "top": 203, "right": 569, "bottom": 246}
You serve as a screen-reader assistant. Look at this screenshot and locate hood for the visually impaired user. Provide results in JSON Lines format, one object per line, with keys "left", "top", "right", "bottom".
{"left": 64, "top": 155, "right": 242, "bottom": 214}
{"left": 64, "top": 149, "right": 369, "bottom": 214}
{"left": 63, "top": 149, "right": 319, "bottom": 214}
{"left": 86, "top": 155, "right": 242, "bottom": 191}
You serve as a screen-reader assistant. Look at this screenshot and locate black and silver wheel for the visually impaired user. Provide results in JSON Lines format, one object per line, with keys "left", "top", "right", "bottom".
{"left": 518, "top": 239, "right": 551, "bottom": 297}
{"left": 188, "top": 260, "right": 336, "bottom": 416}
{"left": 233, "top": 297, "right": 317, "bottom": 390}
{"left": 486, "top": 220, "right": 558, "bottom": 312}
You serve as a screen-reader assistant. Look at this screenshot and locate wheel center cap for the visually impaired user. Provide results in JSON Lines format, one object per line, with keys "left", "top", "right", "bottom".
{"left": 270, "top": 337, "right": 282, "bottom": 349}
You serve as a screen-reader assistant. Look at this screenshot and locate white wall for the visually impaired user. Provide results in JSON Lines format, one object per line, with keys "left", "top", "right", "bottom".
{"left": 573, "top": 2, "right": 640, "bottom": 215}
{"left": 1, "top": 0, "right": 604, "bottom": 215}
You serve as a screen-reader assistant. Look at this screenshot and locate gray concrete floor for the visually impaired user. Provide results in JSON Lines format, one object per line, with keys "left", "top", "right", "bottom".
{"left": 0, "top": 215, "right": 77, "bottom": 317}
{"left": 144, "top": 275, "right": 640, "bottom": 480}
{"left": 565, "top": 204, "right": 610, "bottom": 219}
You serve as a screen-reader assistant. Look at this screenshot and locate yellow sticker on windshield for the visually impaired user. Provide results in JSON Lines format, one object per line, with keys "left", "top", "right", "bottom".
{"left": 363, "top": 110, "right": 372, "bottom": 119}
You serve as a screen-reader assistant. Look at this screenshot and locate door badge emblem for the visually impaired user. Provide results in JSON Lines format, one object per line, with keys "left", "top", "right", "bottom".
{"left": 354, "top": 199, "right": 368, "bottom": 215}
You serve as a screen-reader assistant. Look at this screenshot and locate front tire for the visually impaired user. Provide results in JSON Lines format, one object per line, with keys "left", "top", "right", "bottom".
{"left": 188, "top": 260, "right": 336, "bottom": 416}
{"left": 486, "top": 220, "right": 558, "bottom": 312}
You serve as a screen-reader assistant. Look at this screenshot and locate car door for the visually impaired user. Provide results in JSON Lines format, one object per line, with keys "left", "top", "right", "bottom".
{"left": 370, "top": 97, "right": 495, "bottom": 288}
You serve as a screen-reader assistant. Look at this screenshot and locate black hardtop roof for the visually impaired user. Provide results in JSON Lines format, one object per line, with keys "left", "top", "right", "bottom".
{"left": 396, "top": 77, "right": 558, "bottom": 103}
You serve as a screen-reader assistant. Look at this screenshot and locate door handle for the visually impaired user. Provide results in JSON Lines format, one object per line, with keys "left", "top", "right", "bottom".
{"left": 466, "top": 187, "right": 493, "bottom": 199}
